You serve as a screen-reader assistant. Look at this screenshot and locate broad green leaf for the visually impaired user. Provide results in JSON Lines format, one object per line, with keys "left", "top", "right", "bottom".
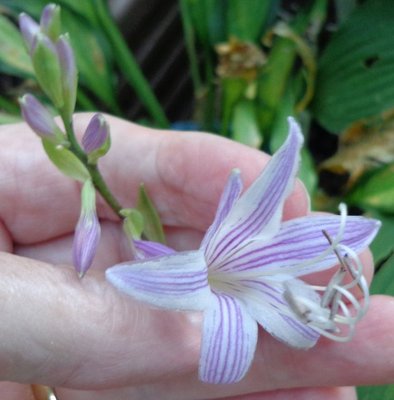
{"left": 232, "top": 99, "right": 262, "bottom": 148}
{"left": 368, "top": 212, "right": 394, "bottom": 263}
{"left": 347, "top": 163, "right": 394, "bottom": 213}
{"left": 370, "top": 248, "right": 394, "bottom": 295}
{"left": 357, "top": 213, "right": 394, "bottom": 400}
{"left": 358, "top": 384, "right": 394, "bottom": 400}
{"left": 136, "top": 184, "right": 166, "bottom": 244}
{"left": 42, "top": 139, "right": 90, "bottom": 182}
{"left": 313, "top": 0, "right": 394, "bottom": 133}
{"left": 0, "top": 14, "right": 33, "bottom": 76}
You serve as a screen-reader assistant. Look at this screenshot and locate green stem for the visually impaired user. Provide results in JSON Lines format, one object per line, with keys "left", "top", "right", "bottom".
{"left": 94, "top": 0, "right": 169, "bottom": 128}
{"left": 61, "top": 111, "right": 123, "bottom": 216}
{"left": 87, "top": 164, "right": 122, "bottom": 214}
{"left": 257, "top": 0, "right": 328, "bottom": 136}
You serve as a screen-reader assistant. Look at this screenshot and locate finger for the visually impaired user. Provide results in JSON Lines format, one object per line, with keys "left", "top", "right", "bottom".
{"left": 0, "top": 253, "right": 201, "bottom": 389}
{"left": 0, "top": 382, "right": 33, "bottom": 400}
{"left": 2, "top": 251, "right": 393, "bottom": 394}
{"left": 129, "top": 297, "right": 393, "bottom": 400}
{"left": 55, "top": 385, "right": 357, "bottom": 400}
{"left": 0, "top": 114, "right": 309, "bottom": 246}
{"left": 222, "top": 386, "right": 357, "bottom": 400}
{"left": 14, "top": 221, "right": 205, "bottom": 270}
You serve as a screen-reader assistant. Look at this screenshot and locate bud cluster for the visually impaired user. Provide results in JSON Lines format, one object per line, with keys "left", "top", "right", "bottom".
{"left": 19, "top": 3, "right": 77, "bottom": 121}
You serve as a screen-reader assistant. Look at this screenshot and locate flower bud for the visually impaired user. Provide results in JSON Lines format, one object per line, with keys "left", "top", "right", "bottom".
{"left": 82, "top": 113, "right": 111, "bottom": 164}
{"left": 18, "top": 13, "right": 40, "bottom": 53}
{"left": 40, "top": 3, "right": 61, "bottom": 41}
{"left": 72, "top": 180, "right": 101, "bottom": 278}
{"left": 19, "top": 94, "right": 63, "bottom": 141}
{"left": 31, "top": 32, "right": 64, "bottom": 108}
{"left": 56, "top": 34, "right": 78, "bottom": 120}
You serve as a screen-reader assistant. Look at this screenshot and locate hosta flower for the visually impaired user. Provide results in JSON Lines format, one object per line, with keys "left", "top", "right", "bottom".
{"left": 106, "top": 118, "right": 379, "bottom": 384}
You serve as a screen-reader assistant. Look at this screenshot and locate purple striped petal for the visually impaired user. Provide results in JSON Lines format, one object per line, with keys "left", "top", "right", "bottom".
{"left": 134, "top": 239, "right": 176, "bottom": 258}
{"left": 201, "top": 169, "right": 243, "bottom": 252}
{"left": 214, "top": 215, "right": 380, "bottom": 276}
{"left": 199, "top": 293, "right": 257, "bottom": 383}
{"left": 206, "top": 118, "right": 303, "bottom": 267}
{"left": 240, "top": 276, "right": 320, "bottom": 348}
{"left": 106, "top": 250, "right": 211, "bottom": 310}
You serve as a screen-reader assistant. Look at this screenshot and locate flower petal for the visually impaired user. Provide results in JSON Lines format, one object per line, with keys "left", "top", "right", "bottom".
{"left": 134, "top": 239, "right": 176, "bottom": 258}
{"left": 214, "top": 215, "right": 380, "bottom": 275}
{"left": 106, "top": 250, "right": 211, "bottom": 310}
{"left": 240, "top": 276, "right": 320, "bottom": 348}
{"left": 206, "top": 118, "right": 303, "bottom": 268}
{"left": 201, "top": 169, "right": 243, "bottom": 252}
{"left": 199, "top": 293, "right": 258, "bottom": 384}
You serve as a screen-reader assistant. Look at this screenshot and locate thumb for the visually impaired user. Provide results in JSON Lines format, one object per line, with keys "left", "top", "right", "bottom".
{"left": 0, "top": 252, "right": 201, "bottom": 389}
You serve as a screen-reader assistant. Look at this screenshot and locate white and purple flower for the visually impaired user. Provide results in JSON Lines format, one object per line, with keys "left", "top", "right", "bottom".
{"left": 106, "top": 118, "right": 380, "bottom": 384}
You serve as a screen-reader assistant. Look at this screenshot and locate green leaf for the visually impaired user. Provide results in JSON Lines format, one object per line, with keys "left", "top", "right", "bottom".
{"left": 57, "top": 0, "right": 99, "bottom": 26}
{"left": 232, "top": 99, "right": 262, "bottom": 148}
{"left": 0, "top": 0, "right": 47, "bottom": 17}
{"left": 358, "top": 384, "right": 394, "bottom": 400}
{"left": 60, "top": 9, "right": 117, "bottom": 110}
{"left": 42, "top": 139, "right": 90, "bottom": 182}
{"left": 368, "top": 211, "right": 394, "bottom": 263}
{"left": 136, "top": 184, "right": 166, "bottom": 244}
{"left": 370, "top": 249, "right": 394, "bottom": 295}
{"left": 313, "top": 0, "right": 394, "bottom": 132}
{"left": 347, "top": 163, "right": 394, "bottom": 213}
{"left": 185, "top": 0, "right": 227, "bottom": 46}
{"left": 356, "top": 213, "right": 394, "bottom": 399}
{"left": 0, "top": 14, "right": 33, "bottom": 77}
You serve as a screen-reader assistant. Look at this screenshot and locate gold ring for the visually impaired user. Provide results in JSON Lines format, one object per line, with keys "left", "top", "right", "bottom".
{"left": 31, "top": 384, "right": 58, "bottom": 400}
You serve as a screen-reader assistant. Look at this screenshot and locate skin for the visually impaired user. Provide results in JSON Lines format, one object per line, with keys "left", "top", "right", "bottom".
{"left": 0, "top": 114, "right": 393, "bottom": 400}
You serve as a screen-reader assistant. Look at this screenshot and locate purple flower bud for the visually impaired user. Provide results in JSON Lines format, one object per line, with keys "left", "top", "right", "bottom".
{"left": 40, "top": 4, "right": 61, "bottom": 40}
{"left": 82, "top": 114, "right": 110, "bottom": 153}
{"left": 19, "top": 13, "right": 40, "bottom": 53}
{"left": 56, "top": 34, "right": 77, "bottom": 119}
{"left": 73, "top": 180, "right": 101, "bottom": 278}
{"left": 19, "top": 94, "right": 59, "bottom": 138}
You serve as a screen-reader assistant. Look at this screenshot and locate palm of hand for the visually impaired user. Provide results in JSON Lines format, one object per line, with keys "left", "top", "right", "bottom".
{"left": 0, "top": 115, "right": 392, "bottom": 400}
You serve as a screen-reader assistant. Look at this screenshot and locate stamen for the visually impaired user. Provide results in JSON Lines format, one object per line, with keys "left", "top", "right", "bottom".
{"left": 285, "top": 217, "right": 369, "bottom": 344}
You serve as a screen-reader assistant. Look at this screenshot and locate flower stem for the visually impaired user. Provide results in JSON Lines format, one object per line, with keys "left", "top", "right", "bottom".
{"left": 61, "top": 112, "right": 123, "bottom": 216}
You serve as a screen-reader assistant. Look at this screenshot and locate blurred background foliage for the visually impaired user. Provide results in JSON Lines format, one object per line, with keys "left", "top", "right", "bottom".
{"left": 0, "top": 0, "right": 393, "bottom": 397}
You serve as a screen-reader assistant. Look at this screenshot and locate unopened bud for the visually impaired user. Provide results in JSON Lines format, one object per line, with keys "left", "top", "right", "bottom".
{"left": 72, "top": 180, "right": 101, "bottom": 278}
{"left": 82, "top": 113, "right": 110, "bottom": 164}
{"left": 19, "top": 13, "right": 40, "bottom": 53}
{"left": 56, "top": 34, "right": 78, "bottom": 120}
{"left": 40, "top": 3, "right": 61, "bottom": 41}
{"left": 19, "top": 94, "right": 64, "bottom": 142}
{"left": 31, "top": 33, "right": 64, "bottom": 108}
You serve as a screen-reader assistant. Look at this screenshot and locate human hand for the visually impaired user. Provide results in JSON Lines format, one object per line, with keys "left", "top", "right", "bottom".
{"left": 0, "top": 114, "right": 393, "bottom": 400}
